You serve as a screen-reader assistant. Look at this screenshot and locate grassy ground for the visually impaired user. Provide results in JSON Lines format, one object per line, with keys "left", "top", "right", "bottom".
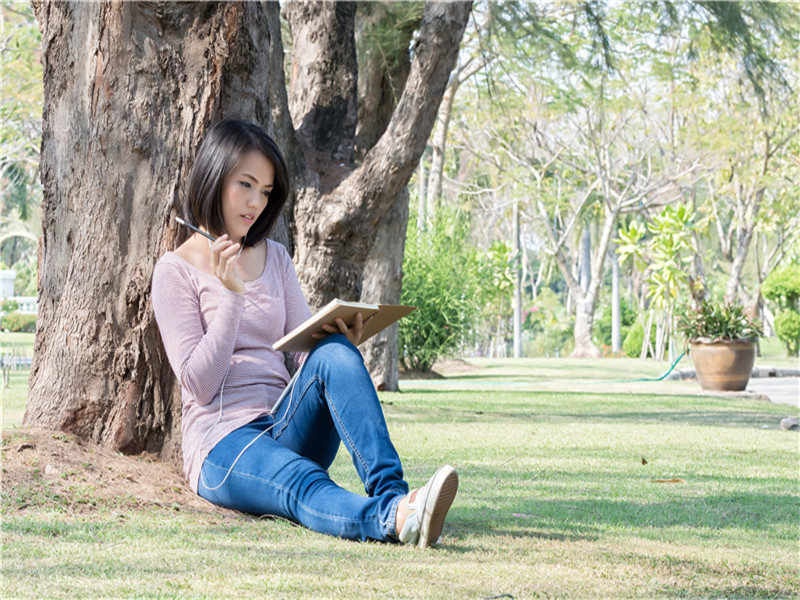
{"left": 2, "top": 351, "right": 799, "bottom": 598}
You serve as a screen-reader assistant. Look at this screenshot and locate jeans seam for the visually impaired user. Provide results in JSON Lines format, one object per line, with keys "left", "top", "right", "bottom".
{"left": 273, "top": 375, "right": 318, "bottom": 439}
{"left": 201, "top": 460, "right": 379, "bottom": 526}
{"left": 324, "top": 386, "right": 370, "bottom": 482}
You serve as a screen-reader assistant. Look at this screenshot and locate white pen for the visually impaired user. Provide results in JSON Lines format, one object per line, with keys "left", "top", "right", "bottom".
{"left": 176, "top": 217, "right": 217, "bottom": 243}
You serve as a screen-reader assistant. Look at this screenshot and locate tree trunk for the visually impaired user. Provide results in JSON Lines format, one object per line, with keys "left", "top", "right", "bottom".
{"left": 724, "top": 188, "right": 763, "bottom": 304}
{"left": 611, "top": 249, "right": 621, "bottom": 353}
{"left": 26, "top": 0, "right": 470, "bottom": 458}
{"left": 289, "top": 2, "right": 471, "bottom": 308}
{"left": 579, "top": 224, "right": 591, "bottom": 294}
{"left": 426, "top": 78, "right": 457, "bottom": 213}
{"left": 360, "top": 188, "right": 409, "bottom": 391}
{"left": 572, "top": 298, "right": 600, "bottom": 358}
{"left": 512, "top": 202, "right": 522, "bottom": 358}
{"left": 569, "top": 210, "right": 616, "bottom": 358}
{"left": 351, "top": 3, "right": 415, "bottom": 390}
{"left": 25, "top": 1, "right": 273, "bottom": 459}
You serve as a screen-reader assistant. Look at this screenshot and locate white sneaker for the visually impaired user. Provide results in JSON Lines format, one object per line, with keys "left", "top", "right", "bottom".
{"left": 397, "top": 465, "right": 459, "bottom": 548}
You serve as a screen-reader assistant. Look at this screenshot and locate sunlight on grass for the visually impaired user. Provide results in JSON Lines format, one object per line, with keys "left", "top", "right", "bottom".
{"left": 3, "top": 380, "right": 798, "bottom": 598}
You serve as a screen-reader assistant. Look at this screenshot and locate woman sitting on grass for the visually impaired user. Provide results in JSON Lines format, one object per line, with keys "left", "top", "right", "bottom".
{"left": 152, "top": 119, "right": 458, "bottom": 546}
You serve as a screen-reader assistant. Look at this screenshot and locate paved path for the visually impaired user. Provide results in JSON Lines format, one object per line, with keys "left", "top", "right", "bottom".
{"left": 747, "top": 377, "right": 799, "bottom": 408}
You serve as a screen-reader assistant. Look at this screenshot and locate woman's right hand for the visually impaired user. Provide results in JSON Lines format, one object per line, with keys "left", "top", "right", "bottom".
{"left": 210, "top": 234, "right": 245, "bottom": 294}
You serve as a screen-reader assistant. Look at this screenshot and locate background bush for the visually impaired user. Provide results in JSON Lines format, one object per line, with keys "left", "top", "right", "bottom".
{"left": 522, "top": 288, "right": 573, "bottom": 357}
{"left": 622, "top": 320, "right": 656, "bottom": 358}
{"left": 594, "top": 297, "right": 636, "bottom": 348}
{"left": 399, "top": 209, "right": 481, "bottom": 371}
{"left": 1, "top": 312, "right": 36, "bottom": 332}
{"left": 773, "top": 310, "right": 800, "bottom": 357}
{"left": 762, "top": 264, "right": 800, "bottom": 356}
{"left": 762, "top": 265, "right": 800, "bottom": 311}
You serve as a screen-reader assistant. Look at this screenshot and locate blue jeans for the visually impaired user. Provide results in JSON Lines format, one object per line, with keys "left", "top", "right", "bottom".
{"left": 197, "top": 335, "right": 409, "bottom": 541}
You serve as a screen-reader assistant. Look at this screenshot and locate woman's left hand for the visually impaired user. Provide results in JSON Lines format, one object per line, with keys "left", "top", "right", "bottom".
{"left": 313, "top": 312, "right": 366, "bottom": 346}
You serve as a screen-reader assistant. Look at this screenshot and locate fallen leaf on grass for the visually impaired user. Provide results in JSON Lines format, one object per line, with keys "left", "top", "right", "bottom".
{"left": 651, "top": 478, "right": 686, "bottom": 484}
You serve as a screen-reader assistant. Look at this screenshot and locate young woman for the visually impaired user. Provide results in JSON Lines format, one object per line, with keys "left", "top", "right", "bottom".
{"left": 152, "top": 119, "right": 458, "bottom": 546}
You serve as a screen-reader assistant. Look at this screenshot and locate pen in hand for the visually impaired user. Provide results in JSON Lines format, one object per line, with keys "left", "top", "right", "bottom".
{"left": 176, "top": 217, "right": 217, "bottom": 243}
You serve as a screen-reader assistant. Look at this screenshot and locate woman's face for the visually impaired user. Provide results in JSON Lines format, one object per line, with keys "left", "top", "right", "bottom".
{"left": 220, "top": 150, "right": 275, "bottom": 240}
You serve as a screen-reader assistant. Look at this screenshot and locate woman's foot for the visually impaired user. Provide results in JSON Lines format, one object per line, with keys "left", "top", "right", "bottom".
{"left": 396, "top": 465, "right": 459, "bottom": 547}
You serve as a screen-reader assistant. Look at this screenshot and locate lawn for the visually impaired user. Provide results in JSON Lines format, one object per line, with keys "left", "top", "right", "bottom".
{"left": 2, "top": 356, "right": 799, "bottom": 598}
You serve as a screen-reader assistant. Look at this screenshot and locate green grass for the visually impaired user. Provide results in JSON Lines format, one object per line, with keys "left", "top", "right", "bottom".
{"left": 1, "top": 332, "right": 34, "bottom": 427}
{"left": 2, "top": 368, "right": 30, "bottom": 427}
{"left": 3, "top": 358, "right": 799, "bottom": 598}
{"left": 0, "top": 331, "right": 35, "bottom": 355}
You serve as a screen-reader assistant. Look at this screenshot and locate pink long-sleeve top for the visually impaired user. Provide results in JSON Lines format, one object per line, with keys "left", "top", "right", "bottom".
{"left": 151, "top": 239, "right": 312, "bottom": 492}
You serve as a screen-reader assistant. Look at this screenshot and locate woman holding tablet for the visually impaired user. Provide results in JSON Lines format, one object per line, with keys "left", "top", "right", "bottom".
{"left": 151, "top": 119, "right": 458, "bottom": 546}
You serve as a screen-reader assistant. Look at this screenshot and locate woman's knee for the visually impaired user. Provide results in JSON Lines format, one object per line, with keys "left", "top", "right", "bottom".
{"left": 308, "top": 334, "right": 363, "bottom": 369}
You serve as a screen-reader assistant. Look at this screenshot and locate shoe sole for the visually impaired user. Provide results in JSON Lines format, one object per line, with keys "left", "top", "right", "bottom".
{"left": 417, "top": 465, "right": 458, "bottom": 548}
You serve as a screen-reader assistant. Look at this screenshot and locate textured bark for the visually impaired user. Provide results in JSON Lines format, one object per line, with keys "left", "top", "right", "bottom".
{"left": 284, "top": 2, "right": 357, "bottom": 167}
{"left": 352, "top": 4, "right": 416, "bottom": 390}
{"left": 288, "top": 1, "right": 471, "bottom": 308}
{"left": 354, "top": 3, "right": 415, "bottom": 159}
{"left": 610, "top": 249, "right": 621, "bottom": 353}
{"left": 25, "top": 1, "right": 274, "bottom": 459}
{"left": 359, "top": 188, "right": 409, "bottom": 391}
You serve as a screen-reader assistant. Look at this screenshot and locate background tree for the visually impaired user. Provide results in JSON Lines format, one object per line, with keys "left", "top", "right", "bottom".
{"left": 1, "top": 3, "right": 42, "bottom": 287}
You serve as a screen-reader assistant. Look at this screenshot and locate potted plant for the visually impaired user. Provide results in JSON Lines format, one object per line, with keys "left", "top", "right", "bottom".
{"left": 678, "top": 299, "right": 763, "bottom": 391}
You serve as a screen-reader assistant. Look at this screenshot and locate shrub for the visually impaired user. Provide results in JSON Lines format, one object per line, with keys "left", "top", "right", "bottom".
{"left": 762, "top": 265, "right": 800, "bottom": 311}
{"left": 1, "top": 298, "right": 19, "bottom": 315}
{"left": 522, "top": 288, "right": 573, "bottom": 357}
{"left": 622, "top": 320, "right": 658, "bottom": 358}
{"left": 1, "top": 312, "right": 36, "bottom": 332}
{"left": 623, "top": 321, "right": 645, "bottom": 357}
{"left": 774, "top": 310, "right": 800, "bottom": 357}
{"left": 398, "top": 210, "right": 481, "bottom": 372}
{"left": 594, "top": 297, "right": 636, "bottom": 347}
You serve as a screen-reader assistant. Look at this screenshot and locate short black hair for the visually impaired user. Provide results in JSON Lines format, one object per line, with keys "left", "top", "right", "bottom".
{"left": 184, "top": 119, "right": 290, "bottom": 247}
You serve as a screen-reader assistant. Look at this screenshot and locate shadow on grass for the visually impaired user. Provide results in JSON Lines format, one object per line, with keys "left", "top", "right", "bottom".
{"left": 384, "top": 390, "right": 787, "bottom": 429}
{"left": 445, "top": 466, "right": 799, "bottom": 548}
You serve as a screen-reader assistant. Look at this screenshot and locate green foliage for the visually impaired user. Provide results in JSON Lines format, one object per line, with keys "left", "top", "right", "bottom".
{"left": 522, "top": 288, "right": 573, "bottom": 357}
{"left": 616, "top": 203, "right": 697, "bottom": 312}
{"left": 762, "top": 265, "right": 800, "bottom": 311}
{"left": 1, "top": 298, "right": 19, "bottom": 315}
{"left": 13, "top": 256, "right": 37, "bottom": 297}
{"left": 398, "top": 210, "right": 481, "bottom": 371}
{"left": 773, "top": 310, "right": 800, "bottom": 357}
{"left": 478, "top": 240, "right": 515, "bottom": 319}
{"left": 622, "top": 320, "right": 654, "bottom": 358}
{"left": 594, "top": 296, "right": 636, "bottom": 348}
{"left": 1, "top": 3, "right": 44, "bottom": 265}
{"left": 1, "top": 312, "right": 36, "bottom": 333}
{"left": 677, "top": 299, "right": 763, "bottom": 342}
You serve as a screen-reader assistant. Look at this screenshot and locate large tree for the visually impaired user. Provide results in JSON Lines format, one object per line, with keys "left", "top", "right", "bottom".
{"left": 24, "top": 1, "right": 470, "bottom": 459}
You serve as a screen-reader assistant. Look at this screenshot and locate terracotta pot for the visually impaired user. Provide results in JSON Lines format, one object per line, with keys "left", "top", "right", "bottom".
{"left": 690, "top": 338, "right": 756, "bottom": 391}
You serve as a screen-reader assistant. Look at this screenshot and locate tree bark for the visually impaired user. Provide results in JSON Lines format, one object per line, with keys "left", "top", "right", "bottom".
{"left": 360, "top": 188, "right": 409, "bottom": 391}
{"left": 25, "top": 1, "right": 273, "bottom": 459}
{"left": 289, "top": 2, "right": 471, "bottom": 308}
{"left": 611, "top": 249, "right": 621, "bottom": 353}
{"left": 351, "top": 3, "right": 416, "bottom": 391}
{"left": 512, "top": 201, "right": 522, "bottom": 358}
{"left": 724, "top": 187, "right": 763, "bottom": 304}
